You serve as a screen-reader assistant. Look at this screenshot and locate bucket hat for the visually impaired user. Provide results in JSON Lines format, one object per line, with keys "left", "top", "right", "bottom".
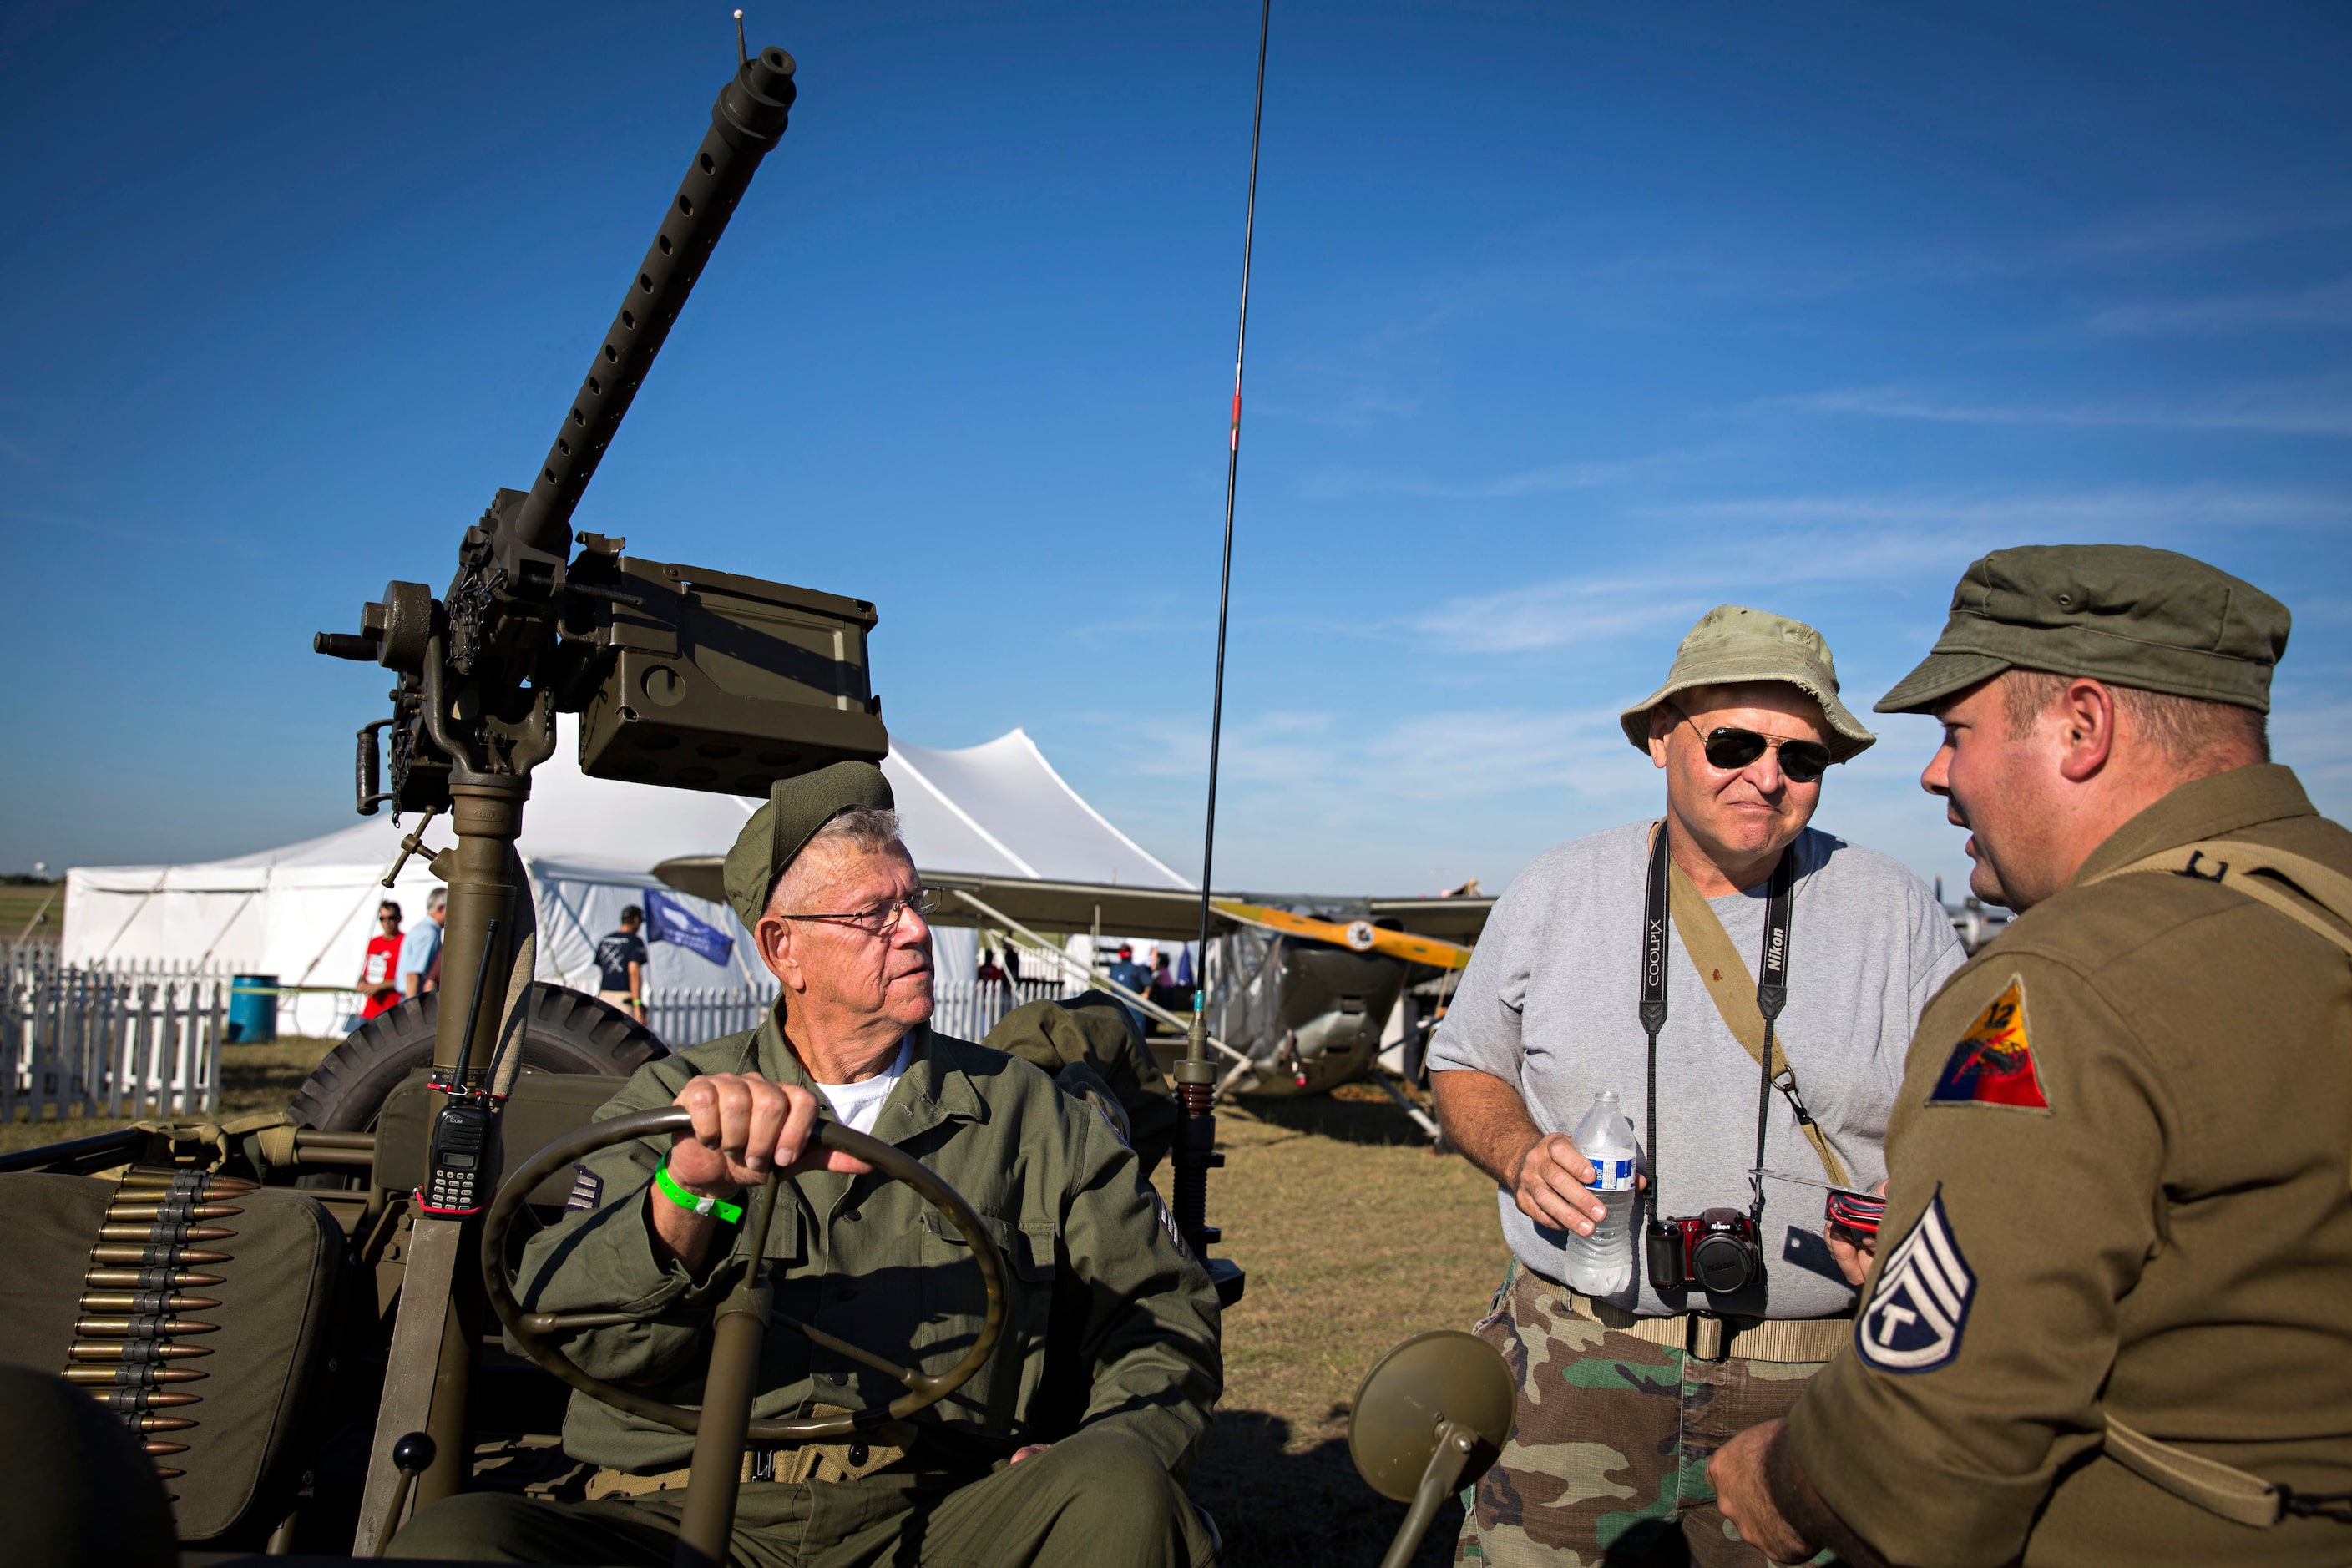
{"left": 1618, "top": 604, "right": 1875, "bottom": 761}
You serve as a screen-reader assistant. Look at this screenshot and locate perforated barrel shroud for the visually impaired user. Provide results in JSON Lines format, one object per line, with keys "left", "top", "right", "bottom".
{"left": 0, "top": 1170, "right": 341, "bottom": 1542}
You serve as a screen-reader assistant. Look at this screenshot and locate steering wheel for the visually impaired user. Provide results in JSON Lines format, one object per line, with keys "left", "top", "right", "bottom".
{"left": 482, "top": 1105, "right": 1008, "bottom": 1442}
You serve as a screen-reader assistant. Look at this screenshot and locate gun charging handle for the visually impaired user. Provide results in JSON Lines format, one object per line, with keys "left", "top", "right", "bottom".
{"left": 354, "top": 720, "right": 394, "bottom": 816}
{"left": 315, "top": 595, "right": 396, "bottom": 664}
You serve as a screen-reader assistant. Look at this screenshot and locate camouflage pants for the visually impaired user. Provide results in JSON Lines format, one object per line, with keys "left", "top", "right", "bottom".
{"left": 1454, "top": 1262, "right": 1828, "bottom": 1568}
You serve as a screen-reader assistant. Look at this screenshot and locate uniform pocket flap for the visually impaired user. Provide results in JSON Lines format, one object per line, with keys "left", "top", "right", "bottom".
{"left": 758, "top": 1200, "right": 804, "bottom": 1262}
{"left": 921, "top": 1210, "right": 1056, "bottom": 1281}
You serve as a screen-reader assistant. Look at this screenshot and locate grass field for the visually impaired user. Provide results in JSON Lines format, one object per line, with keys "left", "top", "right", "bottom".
{"left": 0, "top": 1034, "right": 340, "bottom": 1154}
{"left": 4, "top": 1044, "right": 1506, "bottom": 1565}
{"left": 0, "top": 881, "right": 64, "bottom": 942}
{"left": 1189, "top": 1085, "right": 1507, "bottom": 1566}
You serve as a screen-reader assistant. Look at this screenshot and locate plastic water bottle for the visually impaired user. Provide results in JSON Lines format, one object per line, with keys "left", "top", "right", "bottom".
{"left": 1563, "top": 1090, "right": 1637, "bottom": 1295}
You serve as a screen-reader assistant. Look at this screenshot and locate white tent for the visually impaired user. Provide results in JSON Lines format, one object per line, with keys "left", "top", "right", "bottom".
{"left": 62, "top": 721, "right": 1189, "bottom": 1035}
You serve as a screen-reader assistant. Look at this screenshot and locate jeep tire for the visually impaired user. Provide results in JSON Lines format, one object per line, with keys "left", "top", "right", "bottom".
{"left": 289, "top": 984, "right": 667, "bottom": 1132}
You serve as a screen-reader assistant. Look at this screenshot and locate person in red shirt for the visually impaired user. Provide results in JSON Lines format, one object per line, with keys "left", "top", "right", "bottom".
{"left": 358, "top": 901, "right": 405, "bottom": 1019}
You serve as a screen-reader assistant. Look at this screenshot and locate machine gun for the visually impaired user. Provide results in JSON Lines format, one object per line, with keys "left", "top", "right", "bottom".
{"left": 0, "top": 23, "right": 1250, "bottom": 1564}
{"left": 309, "top": 32, "right": 889, "bottom": 1548}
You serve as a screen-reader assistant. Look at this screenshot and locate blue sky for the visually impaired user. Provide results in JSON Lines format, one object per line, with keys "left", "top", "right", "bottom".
{"left": 3, "top": 2, "right": 2347, "bottom": 899}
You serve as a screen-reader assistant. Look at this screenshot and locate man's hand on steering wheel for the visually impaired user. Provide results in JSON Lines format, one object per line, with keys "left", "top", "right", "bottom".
{"left": 654, "top": 1072, "right": 873, "bottom": 1267}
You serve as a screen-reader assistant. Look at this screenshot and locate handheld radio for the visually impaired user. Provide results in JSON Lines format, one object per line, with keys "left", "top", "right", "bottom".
{"left": 417, "top": 918, "right": 506, "bottom": 1217}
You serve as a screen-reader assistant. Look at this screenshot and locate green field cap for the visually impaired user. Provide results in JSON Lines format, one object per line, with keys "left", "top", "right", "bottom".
{"left": 1619, "top": 604, "right": 1875, "bottom": 761}
{"left": 1875, "top": 545, "right": 2291, "bottom": 716}
{"left": 723, "top": 761, "right": 896, "bottom": 928}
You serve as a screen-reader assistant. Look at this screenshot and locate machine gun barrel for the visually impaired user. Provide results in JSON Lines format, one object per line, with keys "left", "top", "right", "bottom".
{"left": 507, "top": 45, "right": 799, "bottom": 559}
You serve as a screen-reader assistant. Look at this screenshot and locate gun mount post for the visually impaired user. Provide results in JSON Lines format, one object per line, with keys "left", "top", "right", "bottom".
{"left": 336, "top": 39, "right": 804, "bottom": 1547}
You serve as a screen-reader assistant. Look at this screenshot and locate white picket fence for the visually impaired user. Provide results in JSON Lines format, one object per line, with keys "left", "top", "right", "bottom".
{"left": 3, "top": 951, "right": 227, "bottom": 1123}
{"left": 645, "top": 985, "right": 777, "bottom": 1049}
{"left": 643, "top": 977, "right": 1079, "bottom": 1051}
{"left": 932, "top": 977, "right": 1077, "bottom": 1042}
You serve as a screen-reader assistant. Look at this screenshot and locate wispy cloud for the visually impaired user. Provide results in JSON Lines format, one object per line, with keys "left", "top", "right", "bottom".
{"left": 1262, "top": 388, "right": 1424, "bottom": 430}
{"left": 1406, "top": 483, "right": 2351, "bottom": 655}
{"left": 1302, "top": 445, "right": 1716, "bottom": 502}
{"left": 1413, "top": 586, "right": 1705, "bottom": 655}
{"left": 2055, "top": 198, "right": 2352, "bottom": 262}
{"left": 1769, "top": 382, "right": 2352, "bottom": 437}
{"left": 1125, "top": 703, "right": 1647, "bottom": 809}
{"left": 2088, "top": 276, "right": 2352, "bottom": 336}
{"left": 1404, "top": 526, "right": 1967, "bottom": 656}
{"left": 2270, "top": 700, "right": 2352, "bottom": 787}
{"left": 1660, "top": 482, "right": 2352, "bottom": 532}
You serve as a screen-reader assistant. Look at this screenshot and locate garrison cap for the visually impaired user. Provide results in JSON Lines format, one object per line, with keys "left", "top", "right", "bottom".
{"left": 722, "top": 761, "right": 896, "bottom": 928}
{"left": 1875, "top": 544, "right": 2291, "bottom": 715}
{"left": 1620, "top": 604, "right": 1876, "bottom": 761}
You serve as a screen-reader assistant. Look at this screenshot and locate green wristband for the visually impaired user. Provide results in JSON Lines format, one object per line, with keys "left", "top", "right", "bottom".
{"left": 655, "top": 1164, "right": 744, "bottom": 1224}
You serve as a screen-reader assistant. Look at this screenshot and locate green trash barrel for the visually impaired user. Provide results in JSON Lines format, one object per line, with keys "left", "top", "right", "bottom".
{"left": 228, "top": 974, "right": 278, "bottom": 1043}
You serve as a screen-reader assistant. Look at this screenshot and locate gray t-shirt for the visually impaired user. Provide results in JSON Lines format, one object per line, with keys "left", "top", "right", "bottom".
{"left": 1429, "top": 819, "right": 1965, "bottom": 1321}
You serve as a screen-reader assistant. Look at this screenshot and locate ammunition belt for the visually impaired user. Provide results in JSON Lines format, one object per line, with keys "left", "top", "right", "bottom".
{"left": 65, "top": 1164, "right": 253, "bottom": 1495}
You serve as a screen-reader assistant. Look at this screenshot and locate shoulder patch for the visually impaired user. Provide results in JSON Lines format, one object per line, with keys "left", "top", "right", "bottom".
{"left": 1927, "top": 976, "right": 2050, "bottom": 1113}
{"left": 564, "top": 1163, "right": 604, "bottom": 1212}
{"left": 1856, "top": 1188, "right": 1975, "bottom": 1373}
{"left": 1151, "top": 1191, "right": 1194, "bottom": 1262}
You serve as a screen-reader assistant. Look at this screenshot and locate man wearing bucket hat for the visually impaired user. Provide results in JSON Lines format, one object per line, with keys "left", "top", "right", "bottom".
{"left": 1431, "top": 605, "right": 1964, "bottom": 1565}
{"left": 394, "top": 762, "right": 1223, "bottom": 1567}
{"left": 1712, "top": 545, "right": 2352, "bottom": 1566}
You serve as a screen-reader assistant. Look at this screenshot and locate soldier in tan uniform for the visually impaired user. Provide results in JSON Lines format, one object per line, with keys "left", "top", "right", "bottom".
{"left": 395, "top": 762, "right": 1222, "bottom": 1566}
{"left": 1710, "top": 545, "right": 2352, "bottom": 1565}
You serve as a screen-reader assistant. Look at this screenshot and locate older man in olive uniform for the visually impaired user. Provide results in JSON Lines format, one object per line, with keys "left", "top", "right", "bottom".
{"left": 1711, "top": 545, "right": 2352, "bottom": 1566}
{"left": 394, "top": 763, "right": 1222, "bottom": 1566}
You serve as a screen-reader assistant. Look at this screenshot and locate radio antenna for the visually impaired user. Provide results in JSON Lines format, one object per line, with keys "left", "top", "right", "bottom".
{"left": 1190, "top": 0, "right": 1271, "bottom": 980}
{"left": 1171, "top": 0, "right": 1271, "bottom": 1277}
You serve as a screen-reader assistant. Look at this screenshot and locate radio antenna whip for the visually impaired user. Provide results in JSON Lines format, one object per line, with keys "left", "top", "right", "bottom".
{"left": 1172, "top": 0, "right": 1271, "bottom": 1292}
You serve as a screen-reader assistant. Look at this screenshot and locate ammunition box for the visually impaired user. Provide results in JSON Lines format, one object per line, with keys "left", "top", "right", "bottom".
{"left": 578, "top": 555, "right": 888, "bottom": 797}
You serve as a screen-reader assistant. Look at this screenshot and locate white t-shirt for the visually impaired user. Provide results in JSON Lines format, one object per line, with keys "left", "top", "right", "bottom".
{"left": 814, "top": 1039, "right": 913, "bottom": 1135}
{"left": 1429, "top": 820, "right": 1965, "bottom": 1320}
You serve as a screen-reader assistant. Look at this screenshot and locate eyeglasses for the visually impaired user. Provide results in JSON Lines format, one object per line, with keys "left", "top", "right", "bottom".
{"left": 1669, "top": 708, "right": 1834, "bottom": 783}
{"left": 776, "top": 886, "right": 943, "bottom": 937}
{"left": 377, "top": 913, "right": 402, "bottom": 923}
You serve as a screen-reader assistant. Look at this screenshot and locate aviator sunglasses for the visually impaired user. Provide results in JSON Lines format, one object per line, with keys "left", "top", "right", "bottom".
{"left": 1667, "top": 706, "right": 1835, "bottom": 783}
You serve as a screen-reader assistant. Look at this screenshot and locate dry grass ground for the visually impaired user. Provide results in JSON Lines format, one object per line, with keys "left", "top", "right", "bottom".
{"left": 0, "top": 883, "right": 65, "bottom": 938}
{"left": 1183, "top": 1083, "right": 1510, "bottom": 1567}
{"left": 5, "top": 1044, "right": 1507, "bottom": 1563}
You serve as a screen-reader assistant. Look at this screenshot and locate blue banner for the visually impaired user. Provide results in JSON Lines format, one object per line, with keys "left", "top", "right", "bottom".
{"left": 645, "top": 888, "right": 736, "bottom": 969}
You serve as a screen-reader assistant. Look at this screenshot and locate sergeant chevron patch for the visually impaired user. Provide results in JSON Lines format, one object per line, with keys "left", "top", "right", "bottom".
{"left": 565, "top": 1164, "right": 604, "bottom": 1212}
{"left": 1928, "top": 976, "right": 2051, "bottom": 1112}
{"left": 1857, "top": 1189, "right": 1975, "bottom": 1373}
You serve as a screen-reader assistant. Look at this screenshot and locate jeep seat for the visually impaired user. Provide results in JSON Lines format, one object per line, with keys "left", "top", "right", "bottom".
{"left": 0, "top": 1171, "right": 340, "bottom": 1545}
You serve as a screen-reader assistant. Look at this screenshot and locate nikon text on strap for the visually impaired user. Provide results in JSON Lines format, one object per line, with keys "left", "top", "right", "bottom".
{"left": 1648, "top": 826, "right": 1850, "bottom": 1188}
{"left": 1640, "top": 825, "right": 1821, "bottom": 1224}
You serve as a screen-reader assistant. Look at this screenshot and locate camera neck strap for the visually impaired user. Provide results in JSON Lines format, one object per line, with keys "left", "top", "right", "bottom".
{"left": 1640, "top": 822, "right": 1796, "bottom": 1219}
